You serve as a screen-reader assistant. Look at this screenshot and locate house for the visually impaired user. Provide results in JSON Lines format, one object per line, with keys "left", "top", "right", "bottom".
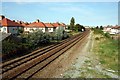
{"left": 0, "top": 16, "right": 67, "bottom": 34}
{"left": 103, "top": 25, "right": 120, "bottom": 34}
{"left": 59, "top": 22, "right": 66, "bottom": 30}
{"left": 16, "top": 21, "right": 30, "bottom": 33}
{"left": 24, "top": 19, "right": 46, "bottom": 33}
{"left": 44, "top": 23, "right": 55, "bottom": 32}
{"left": 103, "top": 25, "right": 112, "bottom": 33}
{"left": 110, "top": 25, "right": 120, "bottom": 34}
{"left": 52, "top": 22, "right": 65, "bottom": 31}
{"left": 0, "top": 16, "right": 24, "bottom": 35}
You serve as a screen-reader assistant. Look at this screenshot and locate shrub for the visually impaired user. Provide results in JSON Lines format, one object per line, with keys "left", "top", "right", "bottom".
{"left": 53, "top": 27, "right": 64, "bottom": 41}
{"left": 104, "top": 33, "right": 110, "bottom": 38}
{"left": 95, "top": 37, "right": 99, "bottom": 40}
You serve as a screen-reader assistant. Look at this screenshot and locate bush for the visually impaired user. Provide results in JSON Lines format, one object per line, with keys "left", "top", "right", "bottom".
{"left": 54, "top": 27, "right": 69, "bottom": 41}
{"left": 95, "top": 37, "right": 99, "bottom": 40}
{"left": 104, "top": 33, "right": 110, "bottom": 38}
{"left": 53, "top": 27, "right": 64, "bottom": 41}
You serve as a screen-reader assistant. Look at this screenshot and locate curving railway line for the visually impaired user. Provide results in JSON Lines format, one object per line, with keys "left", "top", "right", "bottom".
{"left": 1, "top": 29, "right": 90, "bottom": 80}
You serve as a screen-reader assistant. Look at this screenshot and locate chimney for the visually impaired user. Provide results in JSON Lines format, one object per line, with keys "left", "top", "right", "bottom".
{"left": 17, "top": 20, "right": 20, "bottom": 23}
{"left": 36, "top": 19, "right": 40, "bottom": 23}
{"left": 0, "top": 15, "right": 5, "bottom": 20}
{"left": 13, "top": 20, "right": 15, "bottom": 22}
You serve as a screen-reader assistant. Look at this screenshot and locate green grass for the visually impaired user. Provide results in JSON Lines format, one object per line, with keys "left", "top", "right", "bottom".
{"left": 92, "top": 28, "right": 119, "bottom": 76}
{"left": 93, "top": 36, "right": 119, "bottom": 74}
{"left": 99, "top": 39, "right": 118, "bottom": 70}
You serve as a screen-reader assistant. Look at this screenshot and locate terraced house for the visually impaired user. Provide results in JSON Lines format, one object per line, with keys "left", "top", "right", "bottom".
{"left": 44, "top": 23, "right": 56, "bottom": 32}
{"left": 24, "top": 19, "right": 46, "bottom": 33}
{"left": 0, "top": 16, "right": 24, "bottom": 35}
{"left": 52, "top": 22, "right": 65, "bottom": 31}
{"left": 0, "top": 16, "right": 66, "bottom": 34}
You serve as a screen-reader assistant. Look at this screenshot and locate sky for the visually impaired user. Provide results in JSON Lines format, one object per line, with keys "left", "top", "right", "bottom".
{"left": 2, "top": 2, "right": 118, "bottom": 26}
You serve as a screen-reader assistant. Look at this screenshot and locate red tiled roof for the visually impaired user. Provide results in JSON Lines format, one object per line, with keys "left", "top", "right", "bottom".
{"left": 112, "top": 26, "right": 120, "bottom": 29}
{"left": 27, "top": 22, "right": 46, "bottom": 28}
{"left": 2, "top": 18, "right": 23, "bottom": 27}
{"left": 52, "top": 23, "right": 60, "bottom": 27}
{"left": 59, "top": 23, "right": 66, "bottom": 27}
{"left": 44, "top": 23, "right": 54, "bottom": 28}
{"left": 21, "top": 23, "right": 29, "bottom": 27}
{"left": 61, "top": 23, "right": 66, "bottom": 27}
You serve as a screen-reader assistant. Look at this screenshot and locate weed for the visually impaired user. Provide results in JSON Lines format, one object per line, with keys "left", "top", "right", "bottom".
{"left": 95, "top": 37, "right": 99, "bottom": 40}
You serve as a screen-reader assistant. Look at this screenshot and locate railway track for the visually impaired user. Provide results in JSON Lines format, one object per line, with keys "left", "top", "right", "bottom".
{"left": 1, "top": 29, "right": 90, "bottom": 80}
{"left": 1, "top": 33, "right": 80, "bottom": 73}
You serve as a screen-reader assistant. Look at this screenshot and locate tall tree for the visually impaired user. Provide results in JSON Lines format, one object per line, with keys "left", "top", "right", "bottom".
{"left": 70, "top": 17, "right": 75, "bottom": 30}
{"left": 96, "top": 26, "right": 99, "bottom": 29}
{"left": 100, "top": 25, "right": 103, "bottom": 30}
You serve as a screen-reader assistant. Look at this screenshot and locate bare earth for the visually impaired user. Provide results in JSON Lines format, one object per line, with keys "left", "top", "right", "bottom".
{"left": 31, "top": 31, "right": 118, "bottom": 78}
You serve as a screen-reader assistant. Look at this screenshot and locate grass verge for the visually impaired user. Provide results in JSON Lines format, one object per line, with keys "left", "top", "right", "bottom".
{"left": 93, "top": 34, "right": 119, "bottom": 75}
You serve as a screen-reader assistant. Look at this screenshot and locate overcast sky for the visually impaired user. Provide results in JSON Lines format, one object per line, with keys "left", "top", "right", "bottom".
{"left": 2, "top": 2, "right": 118, "bottom": 26}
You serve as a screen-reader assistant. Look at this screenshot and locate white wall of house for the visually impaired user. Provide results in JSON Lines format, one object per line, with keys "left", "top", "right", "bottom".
{"left": 1, "top": 27, "right": 8, "bottom": 33}
{"left": 110, "top": 28, "right": 120, "bottom": 34}
{"left": 40, "top": 28, "right": 45, "bottom": 32}
{"left": 24, "top": 27, "right": 31, "bottom": 32}
{"left": 24, "top": 27, "right": 45, "bottom": 33}
{"left": 8, "top": 27, "right": 19, "bottom": 34}
{"left": 103, "top": 27, "right": 112, "bottom": 33}
{"left": 1, "top": 26, "right": 23, "bottom": 34}
{"left": 48, "top": 28, "right": 54, "bottom": 32}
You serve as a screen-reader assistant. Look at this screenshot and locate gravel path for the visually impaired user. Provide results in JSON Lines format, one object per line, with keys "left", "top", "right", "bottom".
{"left": 62, "top": 31, "right": 94, "bottom": 78}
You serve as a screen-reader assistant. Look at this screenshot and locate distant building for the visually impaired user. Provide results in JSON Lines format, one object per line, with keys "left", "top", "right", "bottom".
{"left": 110, "top": 25, "right": 120, "bottom": 34}
{"left": 103, "top": 25, "right": 112, "bottom": 33}
{"left": 103, "top": 25, "right": 120, "bottom": 34}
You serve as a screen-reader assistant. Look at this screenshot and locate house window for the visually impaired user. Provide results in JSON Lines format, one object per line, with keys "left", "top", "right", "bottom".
{"left": 3, "top": 28, "right": 6, "bottom": 31}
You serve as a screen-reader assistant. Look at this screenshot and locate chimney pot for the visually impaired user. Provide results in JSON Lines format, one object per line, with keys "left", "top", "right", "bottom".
{"left": 36, "top": 19, "right": 40, "bottom": 23}
{"left": 13, "top": 20, "right": 15, "bottom": 22}
{"left": 0, "top": 15, "right": 5, "bottom": 20}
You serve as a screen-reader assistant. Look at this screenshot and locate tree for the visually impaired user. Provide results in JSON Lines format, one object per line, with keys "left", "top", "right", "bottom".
{"left": 75, "top": 24, "right": 81, "bottom": 32}
{"left": 70, "top": 17, "right": 75, "bottom": 30}
{"left": 96, "top": 26, "right": 99, "bottom": 29}
{"left": 54, "top": 27, "right": 64, "bottom": 41}
{"left": 100, "top": 26, "right": 103, "bottom": 30}
{"left": 75, "top": 24, "right": 85, "bottom": 32}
